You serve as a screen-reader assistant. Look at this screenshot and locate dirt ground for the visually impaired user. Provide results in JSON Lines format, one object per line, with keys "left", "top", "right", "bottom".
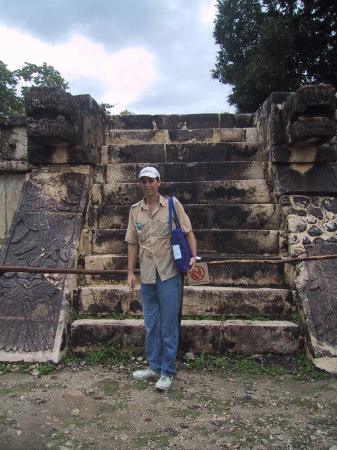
{"left": 0, "top": 357, "right": 336, "bottom": 450}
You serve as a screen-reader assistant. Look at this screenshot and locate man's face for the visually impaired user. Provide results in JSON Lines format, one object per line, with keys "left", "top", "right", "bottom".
{"left": 140, "top": 177, "right": 161, "bottom": 197}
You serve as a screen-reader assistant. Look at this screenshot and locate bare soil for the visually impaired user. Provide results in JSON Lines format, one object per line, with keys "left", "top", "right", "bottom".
{"left": 0, "top": 358, "right": 336, "bottom": 450}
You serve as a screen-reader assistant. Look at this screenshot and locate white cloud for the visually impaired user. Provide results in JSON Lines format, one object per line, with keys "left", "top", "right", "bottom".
{"left": 200, "top": 0, "right": 217, "bottom": 26}
{"left": 0, "top": 24, "right": 157, "bottom": 113}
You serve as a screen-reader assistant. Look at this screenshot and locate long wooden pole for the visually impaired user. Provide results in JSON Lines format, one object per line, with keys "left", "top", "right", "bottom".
{"left": 0, "top": 253, "right": 336, "bottom": 276}
{"left": 0, "top": 266, "right": 140, "bottom": 276}
{"left": 207, "top": 254, "right": 337, "bottom": 265}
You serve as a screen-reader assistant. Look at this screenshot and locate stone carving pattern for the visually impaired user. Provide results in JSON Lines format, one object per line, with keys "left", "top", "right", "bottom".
{"left": 282, "top": 196, "right": 337, "bottom": 355}
{"left": 0, "top": 172, "right": 88, "bottom": 353}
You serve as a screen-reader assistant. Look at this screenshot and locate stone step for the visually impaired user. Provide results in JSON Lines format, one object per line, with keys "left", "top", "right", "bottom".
{"left": 94, "top": 180, "right": 272, "bottom": 205}
{"left": 70, "top": 318, "right": 300, "bottom": 355}
{"left": 107, "top": 142, "right": 261, "bottom": 163}
{"left": 89, "top": 203, "right": 281, "bottom": 231}
{"left": 75, "top": 285, "right": 295, "bottom": 319}
{"left": 83, "top": 229, "right": 280, "bottom": 255}
{"left": 106, "top": 127, "right": 258, "bottom": 145}
{"left": 105, "top": 161, "right": 265, "bottom": 183}
{"left": 108, "top": 113, "right": 254, "bottom": 130}
{"left": 84, "top": 254, "right": 288, "bottom": 288}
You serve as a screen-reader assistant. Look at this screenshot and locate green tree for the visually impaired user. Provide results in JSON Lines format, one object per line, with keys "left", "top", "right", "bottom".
{"left": 213, "top": 0, "right": 337, "bottom": 112}
{"left": 0, "top": 61, "right": 25, "bottom": 115}
{"left": 0, "top": 61, "right": 69, "bottom": 116}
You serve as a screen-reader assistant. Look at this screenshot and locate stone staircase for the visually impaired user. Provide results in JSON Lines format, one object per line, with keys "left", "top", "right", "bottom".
{"left": 70, "top": 113, "right": 300, "bottom": 356}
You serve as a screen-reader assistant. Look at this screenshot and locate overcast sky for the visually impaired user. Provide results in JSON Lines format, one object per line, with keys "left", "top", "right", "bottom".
{"left": 0, "top": 0, "right": 234, "bottom": 114}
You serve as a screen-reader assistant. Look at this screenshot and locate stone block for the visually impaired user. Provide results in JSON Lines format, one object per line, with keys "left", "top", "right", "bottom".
{"left": 108, "top": 130, "right": 167, "bottom": 145}
{"left": 25, "top": 86, "right": 77, "bottom": 121}
{"left": 184, "top": 286, "right": 294, "bottom": 319}
{"left": 289, "top": 117, "right": 336, "bottom": 146}
{"left": 166, "top": 142, "right": 260, "bottom": 163}
{"left": 168, "top": 129, "right": 215, "bottom": 143}
{"left": 194, "top": 229, "right": 279, "bottom": 255}
{"left": 70, "top": 319, "right": 299, "bottom": 355}
{"left": 108, "top": 114, "right": 162, "bottom": 130}
{"left": 0, "top": 178, "right": 6, "bottom": 241}
{"left": 82, "top": 255, "right": 286, "bottom": 288}
{"left": 27, "top": 116, "right": 77, "bottom": 143}
{"left": 234, "top": 114, "right": 254, "bottom": 128}
{"left": 26, "top": 88, "right": 105, "bottom": 165}
{"left": 76, "top": 285, "right": 294, "bottom": 319}
{"left": 219, "top": 320, "right": 299, "bottom": 355}
{"left": 271, "top": 143, "right": 337, "bottom": 163}
{"left": 102, "top": 180, "right": 272, "bottom": 205}
{"left": 70, "top": 319, "right": 146, "bottom": 354}
{"left": 287, "top": 84, "right": 336, "bottom": 124}
{"left": 184, "top": 114, "right": 219, "bottom": 129}
{"left": 76, "top": 286, "right": 142, "bottom": 317}
{"left": 244, "top": 128, "right": 258, "bottom": 143}
{"left": 272, "top": 162, "right": 337, "bottom": 196}
{"left": 91, "top": 228, "right": 279, "bottom": 256}
{"left": 0, "top": 174, "right": 25, "bottom": 242}
{"left": 295, "top": 242, "right": 337, "bottom": 358}
{"left": 220, "top": 128, "right": 244, "bottom": 142}
{"left": 108, "top": 144, "right": 166, "bottom": 163}
{"left": 219, "top": 113, "right": 235, "bottom": 128}
{"left": 180, "top": 320, "right": 299, "bottom": 355}
{"left": 97, "top": 203, "right": 281, "bottom": 231}
{"left": 105, "top": 161, "right": 264, "bottom": 184}
{"left": 0, "top": 170, "right": 90, "bottom": 362}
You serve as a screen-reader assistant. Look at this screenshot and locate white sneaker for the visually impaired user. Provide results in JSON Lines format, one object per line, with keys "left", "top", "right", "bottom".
{"left": 132, "top": 367, "right": 160, "bottom": 380}
{"left": 155, "top": 375, "right": 173, "bottom": 391}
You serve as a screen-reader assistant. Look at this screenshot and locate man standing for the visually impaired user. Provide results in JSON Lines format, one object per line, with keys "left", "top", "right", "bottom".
{"left": 125, "top": 166, "right": 197, "bottom": 390}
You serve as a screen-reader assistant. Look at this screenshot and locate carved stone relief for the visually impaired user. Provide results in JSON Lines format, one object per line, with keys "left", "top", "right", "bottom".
{"left": 0, "top": 171, "right": 89, "bottom": 360}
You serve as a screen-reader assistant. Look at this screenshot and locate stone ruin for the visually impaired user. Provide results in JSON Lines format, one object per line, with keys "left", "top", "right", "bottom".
{"left": 257, "top": 85, "right": 337, "bottom": 371}
{"left": 0, "top": 84, "right": 336, "bottom": 373}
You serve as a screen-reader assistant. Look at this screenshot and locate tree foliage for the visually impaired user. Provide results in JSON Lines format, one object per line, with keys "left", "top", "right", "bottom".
{"left": 0, "top": 61, "right": 69, "bottom": 116}
{"left": 213, "top": 0, "right": 337, "bottom": 112}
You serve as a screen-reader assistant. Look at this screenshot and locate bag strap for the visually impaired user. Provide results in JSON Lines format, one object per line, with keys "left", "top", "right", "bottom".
{"left": 169, "top": 196, "right": 182, "bottom": 232}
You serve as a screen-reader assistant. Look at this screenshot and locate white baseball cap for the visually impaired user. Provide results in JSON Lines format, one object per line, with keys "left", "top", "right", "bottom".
{"left": 138, "top": 166, "right": 160, "bottom": 179}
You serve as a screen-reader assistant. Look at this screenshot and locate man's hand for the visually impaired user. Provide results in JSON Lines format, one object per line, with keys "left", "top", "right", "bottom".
{"left": 127, "top": 271, "right": 136, "bottom": 294}
{"left": 189, "top": 257, "right": 197, "bottom": 272}
{"left": 185, "top": 231, "right": 197, "bottom": 272}
{"left": 127, "top": 243, "right": 139, "bottom": 294}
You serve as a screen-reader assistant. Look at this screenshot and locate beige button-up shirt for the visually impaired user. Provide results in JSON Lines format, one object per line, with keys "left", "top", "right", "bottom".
{"left": 125, "top": 194, "right": 192, "bottom": 283}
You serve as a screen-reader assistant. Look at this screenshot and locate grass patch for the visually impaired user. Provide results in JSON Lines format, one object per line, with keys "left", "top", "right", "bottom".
{"left": 0, "top": 364, "right": 11, "bottom": 374}
{"left": 293, "top": 352, "right": 331, "bottom": 380}
{"left": 183, "top": 351, "right": 332, "bottom": 380}
{"left": 18, "top": 363, "right": 31, "bottom": 373}
{"left": 62, "top": 352, "right": 78, "bottom": 367}
{"left": 184, "top": 352, "right": 286, "bottom": 377}
{"left": 0, "top": 362, "right": 55, "bottom": 376}
{"left": 185, "top": 352, "right": 230, "bottom": 370}
{"left": 85, "top": 342, "right": 136, "bottom": 366}
{"left": 72, "top": 311, "right": 133, "bottom": 321}
{"left": 182, "top": 315, "right": 214, "bottom": 321}
{"left": 36, "top": 363, "right": 55, "bottom": 376}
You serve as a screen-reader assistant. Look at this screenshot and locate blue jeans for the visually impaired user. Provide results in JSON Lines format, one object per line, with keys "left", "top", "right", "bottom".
{"left": 140, "top": 272, "right": 182, "bottom": 377}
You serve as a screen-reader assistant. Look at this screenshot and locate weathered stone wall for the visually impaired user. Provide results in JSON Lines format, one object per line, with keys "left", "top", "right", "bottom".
{"left": 256, "top": 85, "right": 337, "bottom": 365}
{"left": 0, "top": 117, "right": 29, "bottom": 248}
{"left": 0, "top": 87, "right": 105, "bottom": 362}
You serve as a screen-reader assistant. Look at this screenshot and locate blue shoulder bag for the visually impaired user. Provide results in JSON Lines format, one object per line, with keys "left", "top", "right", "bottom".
{"left": 169, "top": 196, "right": 191, "bottom": 273}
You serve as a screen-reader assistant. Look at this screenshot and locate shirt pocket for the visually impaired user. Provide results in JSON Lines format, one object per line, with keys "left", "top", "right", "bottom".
{"left": 154, "top": 217, "right": 171, "bottom": 238}
{"left": 135, "top": 217, "right": 150, "bottom": 243}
